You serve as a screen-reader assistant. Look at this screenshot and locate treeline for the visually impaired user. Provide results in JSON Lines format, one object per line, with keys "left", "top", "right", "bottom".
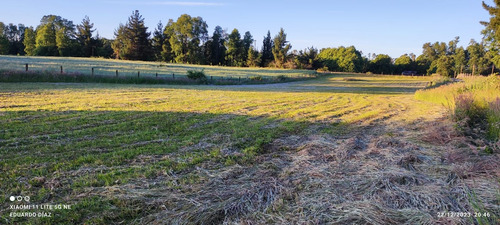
{"left": 0, "top": 1, "right": 498, "bottom": 76}
{"left": 314, "top": 37, "right": 496, "bottom": 76}
{"left": 0, "top": 16, "right": 113, "bottom": 58}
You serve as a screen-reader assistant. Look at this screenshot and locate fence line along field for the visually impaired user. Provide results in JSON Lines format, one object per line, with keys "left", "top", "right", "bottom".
{"left": 1, "top": 73, "right": 499, "bottom": 224}
{"left": 0, "top": 55, "right": 315, "bottom": 79}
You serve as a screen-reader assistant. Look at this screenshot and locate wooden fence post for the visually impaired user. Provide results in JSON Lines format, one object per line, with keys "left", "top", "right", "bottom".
{"left": 60, "top": 66, "right": 63, "bottom": 74}
{"left": 116, "top": 70, "right": 118, "bottom": 77}
{"left": 138, "top": 71, "right": 140, "bottom": 78}
{"left": 25, "top": 64, "right": 28, "bottom": 72}
{"left": 92, "top": 67, "right": 94, "bottom": 76}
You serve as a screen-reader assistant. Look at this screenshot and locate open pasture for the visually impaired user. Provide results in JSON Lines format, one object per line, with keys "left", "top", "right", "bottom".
{"left": 0, "top": 56, "right": 315, "bottom": 79}
{"left": 1, "top": 74, "right": 498, "bottom": 224}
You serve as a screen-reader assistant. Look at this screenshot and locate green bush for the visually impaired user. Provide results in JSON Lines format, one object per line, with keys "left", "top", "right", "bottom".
{"left": 186, "top": 69, "right": 206, "bottom": 81}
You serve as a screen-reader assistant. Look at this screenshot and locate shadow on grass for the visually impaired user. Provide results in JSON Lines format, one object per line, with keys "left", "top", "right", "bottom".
{"left": 0, "top": 73, "right": 429, "bottom": 95}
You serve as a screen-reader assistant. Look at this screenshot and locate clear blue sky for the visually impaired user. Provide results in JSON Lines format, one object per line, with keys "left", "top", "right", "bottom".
{"left": 0, "top": 0, "right": 494, "bottom": 58}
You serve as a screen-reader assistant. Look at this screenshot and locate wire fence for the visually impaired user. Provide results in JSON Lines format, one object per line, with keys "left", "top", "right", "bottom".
{"left": 0, "top": 62, "right": 319, "bottom": 84}
{"left": 4, "top": 63, "right": 316, "bottom": 81}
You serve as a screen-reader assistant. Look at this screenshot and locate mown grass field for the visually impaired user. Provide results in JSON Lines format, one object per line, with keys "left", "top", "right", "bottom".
{"left": 1, "top": 73, "right": 499, "bottom": 224}
{"left": 0, "top": 55, "right": 315, "bottom": 79}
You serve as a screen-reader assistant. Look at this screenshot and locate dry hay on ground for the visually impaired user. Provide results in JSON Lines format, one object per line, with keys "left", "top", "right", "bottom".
{"left": 77, "top": 119, "right": 499, "bottom": 224}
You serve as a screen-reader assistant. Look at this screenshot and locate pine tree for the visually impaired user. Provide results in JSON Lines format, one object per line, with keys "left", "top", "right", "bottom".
{"left": 481, "top": 0, "right": 500, "bottom": 67}
{"left": 76, "top": 16, "right": 96, "bottom": 57}
{"left": 152, "top": 21, "right": 165, "bottom": 61}
{"left": 23, "top": 27, "right": 36, "bottom": 56}
{"left": 225, "top": 28, "right": 243, "bottom": 66}
{"left": 207, "top": 25, "right": 226, "bottom": 65}
{"left": 161, "top": 19, "right": 174, "bottom": 62}
{"left": 124, "top": 10, "right": 153, "bottom": 61}
{"left": 467, "top": 39, "right": 489, "bottom": 75}
{"left": 272, "top": 28, "right": 291, "bottom": 68}
{"left": 111, "top": 24, "right": 129, "bottom": 59}
{"left": 242, "top": 31, "right": 253, "bottom": 64}
{"left": 56, "top": 27, "right": 72, "bottom": 56}
{"left": 260, "top": 30, "right": 273, "bottom": 67}
{"left": 246, "top": 46, "right": 260, "bottom": 67}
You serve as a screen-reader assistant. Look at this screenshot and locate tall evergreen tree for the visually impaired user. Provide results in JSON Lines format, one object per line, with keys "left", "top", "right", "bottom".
{"left": 161, "top": 19, "right": 175, "bottom": 62}
{"left": 23, "top": 27, "right": 36, "bottom": 56}
{"left": 272, "top": 28, "right": 291, "bottom": 68}
{"left": 246, "top": 46, "right": 260, "bottom": 67}
{"left": 152, "top": 21, "right": 165, "bottom": 61}
{"left": 125, "top": 10, "right": 153, "bottom": 61}
{"left": 467, "top": 39, "right": 489, "bottom": 75}
{"left": 225, "top": 28, "right": 243, "bottom": 66}
{"left": 76, "top": 16, "right": 96, "bottom": 57}
{"left": 111, "top": 24, "right": 129, "bottom": 59}
{"left": 260, "top": 30, "right": 273, "bottom": 67}
{"left": 481, "top": 0, "right": 500, "bottom": 67}
{"left": 453, "top": 47, "right": 467, "bottom": 75}
{"left": 56, "top": 27, "right": 73, "bottom": 56}
{"left": 436, "top": 55, "right": 453, "bottom": 77}
{"left": 242, "top": 31, "right": 253, "bottom": 64}
{"left": 207, "top": 25, "right": 226, "bottom": 65}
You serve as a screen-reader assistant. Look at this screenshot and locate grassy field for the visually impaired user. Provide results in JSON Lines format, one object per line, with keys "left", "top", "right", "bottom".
{"left": 416, "top": 75, "right": 500, "bottom": 141}
{"left": 0, "top": 55, "right": 315, "bottom": 79}
{"left": 1, "top": 73, "right": 499, "bottom": 224}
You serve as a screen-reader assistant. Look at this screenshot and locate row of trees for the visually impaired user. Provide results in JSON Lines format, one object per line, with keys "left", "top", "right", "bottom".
{"left": 0, "top": 16, "right": 113, "bottom": 58}
{"left": 111, "top": 10, "right": 289, "bottom": 68}
{"left": 0, "top": 0, "right": 498, "bottom": 77}
{"left": 312, "top": 37, "right": 495, "bottom": 76}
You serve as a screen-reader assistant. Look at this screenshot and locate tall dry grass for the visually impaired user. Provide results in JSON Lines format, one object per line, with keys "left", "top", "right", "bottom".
{"left": 415, "top": 75, "right": 500, "bottom": 142}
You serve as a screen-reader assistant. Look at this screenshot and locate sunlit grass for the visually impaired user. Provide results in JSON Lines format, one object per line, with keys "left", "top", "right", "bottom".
{"left": 415, "top": 75, "right": 500, "bottom": 107}
{"left": 0, "top": 74, "right": 444, "bottom": 224}
{"left": 415, "top": 75, "right": 500, "bottom": 140}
